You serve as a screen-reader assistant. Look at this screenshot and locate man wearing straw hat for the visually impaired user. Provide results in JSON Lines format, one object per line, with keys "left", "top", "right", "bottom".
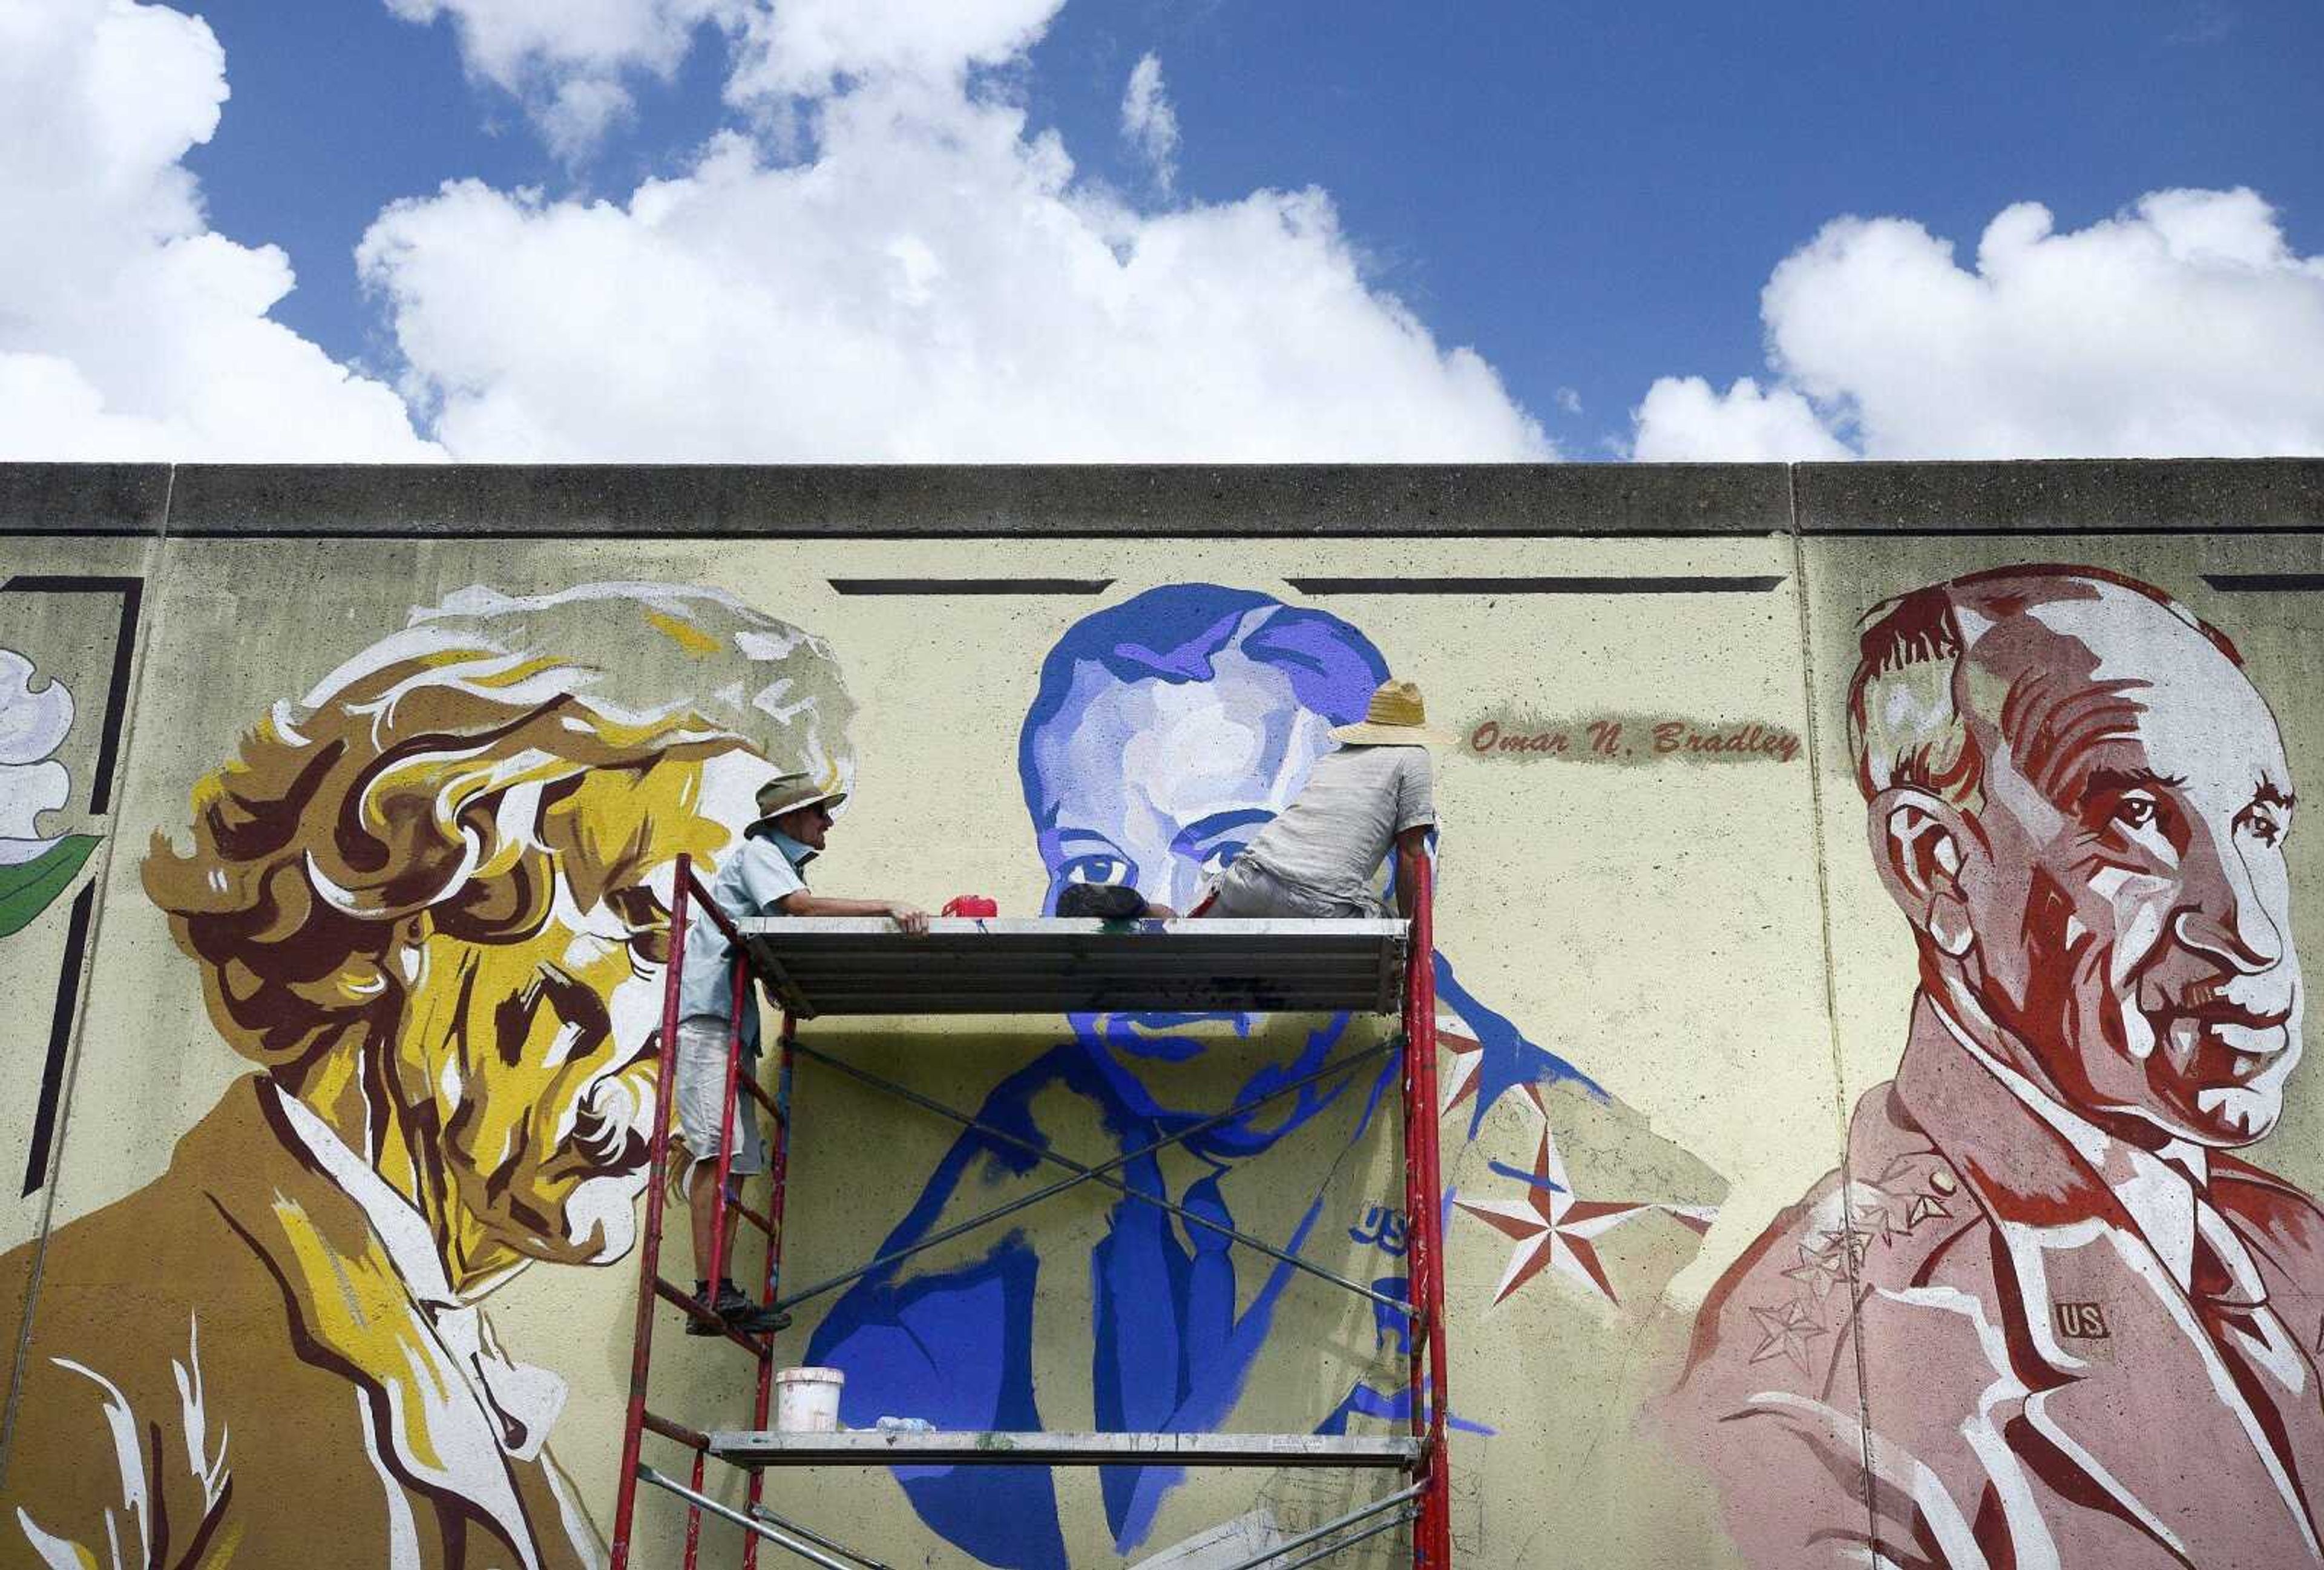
{"left": 674, "top": 770, "right": 930, "bottom": 1335}
{"left": 1188, "top": 677, "right": 1452, "bottom": 921}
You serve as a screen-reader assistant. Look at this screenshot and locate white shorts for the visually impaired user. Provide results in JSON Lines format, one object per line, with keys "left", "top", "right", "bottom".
{"left": 673, "top": 1019, "right": 767, "bottom": 1177}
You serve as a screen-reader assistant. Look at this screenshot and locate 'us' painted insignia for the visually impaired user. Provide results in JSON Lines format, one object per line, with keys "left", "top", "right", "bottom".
{"left": 2054, "top": 1301, "right": 2110, "bottom": 1339}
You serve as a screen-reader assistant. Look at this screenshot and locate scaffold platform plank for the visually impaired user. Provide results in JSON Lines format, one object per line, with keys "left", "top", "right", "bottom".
{"left": 706, "top": 1430, "right": 1422, "bottom": 1468}
{"left": 734, "top": 917, "right": 1407, "bottom": 1018}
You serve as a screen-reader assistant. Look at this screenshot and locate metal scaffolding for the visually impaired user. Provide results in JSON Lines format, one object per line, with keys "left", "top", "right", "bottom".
{"left": 607, "top": 855, "right": 1453, "bottom": 1569}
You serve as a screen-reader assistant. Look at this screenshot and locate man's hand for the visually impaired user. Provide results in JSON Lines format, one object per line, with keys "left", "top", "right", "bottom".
{"left": 888, "top": 903, "right": 931, "bottom": 935}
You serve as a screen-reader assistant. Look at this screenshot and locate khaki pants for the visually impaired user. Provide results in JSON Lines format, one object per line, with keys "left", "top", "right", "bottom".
{"left": 1201, "top": 857, "right": 1379, "bottom": 918}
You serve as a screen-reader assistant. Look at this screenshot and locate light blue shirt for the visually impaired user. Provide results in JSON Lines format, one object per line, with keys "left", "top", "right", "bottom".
{"left": 676, "top": 830, "right": 811, "bottom": 1054}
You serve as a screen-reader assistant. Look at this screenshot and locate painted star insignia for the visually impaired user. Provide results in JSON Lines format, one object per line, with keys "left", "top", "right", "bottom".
{"left": 1810, "top": 1226, "right": 1872, "bottom": 1272}
{"left": 1747, "top": 1299, "right": 1828, "bottom": 1373}
{"left": 1452, "top": 1102, "right": 1656, "bottom": 1306}
{"left": 1439, "top": 1022, "right": 1484, "bottom": 1117}
{"left": 1781, "top": 1241, "right": 1851, "bottom": 1302}
{"left": 1849, "top": 1194, "right": 1899, "bottom": 1243}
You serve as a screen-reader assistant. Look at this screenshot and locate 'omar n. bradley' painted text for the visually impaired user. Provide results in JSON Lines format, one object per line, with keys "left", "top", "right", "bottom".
{"left": 1465, "top": 714, "right": 1802, "bottom": 765}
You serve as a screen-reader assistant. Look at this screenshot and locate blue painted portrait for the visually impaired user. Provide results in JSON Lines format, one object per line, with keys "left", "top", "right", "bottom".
{"left": 806, "top": 585, "right": 1598, "bottom": 1568}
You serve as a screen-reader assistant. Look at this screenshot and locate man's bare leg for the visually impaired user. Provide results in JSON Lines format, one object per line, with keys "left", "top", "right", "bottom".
{"left": 687, "top": 1160, "right": 721, "bottom": 1285}
{"left": 685, "top": 1158, "right": 788, "bottom": 1333}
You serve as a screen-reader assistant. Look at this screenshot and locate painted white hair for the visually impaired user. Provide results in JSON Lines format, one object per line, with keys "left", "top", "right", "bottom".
{"left": 148, "top": 580, "right": 854, "bottom": 1071}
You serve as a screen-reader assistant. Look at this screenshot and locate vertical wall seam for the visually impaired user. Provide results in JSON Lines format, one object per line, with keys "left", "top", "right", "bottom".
{"left": 0, "top": 464, "right": 178, "bottom": 1486}
{"left": 1783, "top": 467, "right": 1885, "bottom": 1560}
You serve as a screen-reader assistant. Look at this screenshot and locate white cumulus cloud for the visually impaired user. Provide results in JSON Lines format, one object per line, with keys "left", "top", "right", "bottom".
{"left": 3, "top": 0, "right": 1540, "bottom": 462}
{"left": 0, "top": 0, "right": 436, "bottom": 461}
{"left": 1631, "top": 376, "right": 1846, "bottom": 462}
{"left": 384, "top": 0, "right": 1067, "bottom": 149}
{"left": 384, "top": 0, "right": 743, "bottom": 156}
{"left": 1121, "top": 53, "right": 1178, "bottom": 194}
{"left": 1633, "top": 188, "right": 2324, "bottom": 460}
{"left": 356, "top": 15, "right": 1545, "bottom": 460}
{"left": 726, "top": 0, "right": 1065, "bottom": 102}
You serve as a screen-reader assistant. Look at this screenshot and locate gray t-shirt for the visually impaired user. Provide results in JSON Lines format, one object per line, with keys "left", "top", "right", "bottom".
{"left": 1236, "top": 743, "right": 1436, "bottom": 910}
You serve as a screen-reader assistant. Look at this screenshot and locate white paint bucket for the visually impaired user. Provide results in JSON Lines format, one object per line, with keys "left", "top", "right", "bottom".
{"left": 773, "top": 1367, "right": 845, "bottom": 1433}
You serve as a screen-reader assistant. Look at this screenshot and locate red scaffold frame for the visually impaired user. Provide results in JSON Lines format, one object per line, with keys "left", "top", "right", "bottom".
{"left": 608, "top": 853, "right": 1453, "bottom": 1569}
{"left": 1400, "top": 856, "right": 1453, "bottom": 1568}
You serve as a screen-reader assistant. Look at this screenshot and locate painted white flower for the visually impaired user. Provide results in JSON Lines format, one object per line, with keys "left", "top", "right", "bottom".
{"left": 0, "top": 650, "right": 74, "bottom": 868}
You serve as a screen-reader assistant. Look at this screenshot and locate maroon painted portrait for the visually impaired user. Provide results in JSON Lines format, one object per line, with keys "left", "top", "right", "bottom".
{"left": 1658, "top": 567, "right": 2324, "bottom": 1570}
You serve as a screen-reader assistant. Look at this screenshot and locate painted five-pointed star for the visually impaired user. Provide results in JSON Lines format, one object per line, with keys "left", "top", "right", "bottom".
{"left": 1781, "top": 1237, "right": 1851, "bottom": 1302}
{"left": 1748, "top": 1299, "right": 1828, "bottom": 1373}
{"left": 1454, "top": 1112, "right": 1659, "bottom": 1306}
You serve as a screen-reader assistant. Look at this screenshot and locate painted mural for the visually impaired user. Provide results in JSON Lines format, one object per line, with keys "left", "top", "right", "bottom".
{"left": 7, "top": 504, "right": 2324, "bottom": 1570}
{"left": 1659, "top": 565, "right": 2322, "bottom": 1569}
{"left": 0, "top": 562, "right": 1733, "bottom": 1570}
{"left": 2, "top": 571, "right": 140, "bottom": 1213}
{"left": 806, "top": 585, "right": 1716, "bottom": 1566}
{"left": 0, "top": 583, "right": 852, "bottom": 1568}
{"left": 0, "top": 649, "right": 94, "bottom": 938}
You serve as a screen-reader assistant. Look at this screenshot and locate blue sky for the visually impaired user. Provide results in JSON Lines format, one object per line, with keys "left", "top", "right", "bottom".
{"left": 10, "top": 0, "right": 2324, "bottom": 461}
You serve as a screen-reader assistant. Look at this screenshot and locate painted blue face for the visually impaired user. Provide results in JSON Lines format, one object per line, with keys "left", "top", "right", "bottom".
{"left": 1026, "top": 639, "right": 1341, "bottom": 1063}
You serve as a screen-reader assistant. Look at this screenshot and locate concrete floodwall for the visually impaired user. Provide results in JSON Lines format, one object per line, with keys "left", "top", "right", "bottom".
{"left": 4, "top": 459, "right": 2323, "bottom": 1569}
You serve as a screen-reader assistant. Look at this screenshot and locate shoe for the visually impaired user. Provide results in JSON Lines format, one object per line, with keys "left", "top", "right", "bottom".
{"left": 682, "top": 1287, "right": 726, "bottom": 1336}
{"left": 712, "top": 1281, "right": 793, "bottom": 1336}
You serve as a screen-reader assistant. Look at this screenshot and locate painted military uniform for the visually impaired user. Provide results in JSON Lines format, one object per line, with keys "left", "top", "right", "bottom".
{"left": 1659, "top": 996, "right": 2324, "bottom": 1569}
{"left": 0, "top": 1077, "right": 601, "bottom": 1569}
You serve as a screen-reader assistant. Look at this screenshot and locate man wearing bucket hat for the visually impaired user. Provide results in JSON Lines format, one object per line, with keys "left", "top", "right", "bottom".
{"left": 1190, "top": 677, "right": 1452, "bottom": 921}
{"left": 674, "top": 770, "right": 930, "bottom": 1334}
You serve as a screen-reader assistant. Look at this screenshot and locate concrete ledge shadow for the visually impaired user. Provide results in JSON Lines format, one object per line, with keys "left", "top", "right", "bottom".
{"left": 1797, "top": 458, "right": 2324, "bottom": 533}
{"left": 150, "top": 462, "right": 1791, "bottom": 538}
{"left": 2, "top": 459, "right": 2323, "bottom": 539}
{"left": 0, "top": 465, "right": 172, "bottom": 536}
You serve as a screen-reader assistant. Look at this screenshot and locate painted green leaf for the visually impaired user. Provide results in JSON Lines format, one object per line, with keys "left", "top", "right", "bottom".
{"left": 0, "top": 834, "right": 100, "bottom": 940}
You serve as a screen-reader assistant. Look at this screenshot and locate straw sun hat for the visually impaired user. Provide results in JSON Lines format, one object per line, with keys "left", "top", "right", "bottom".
{"left": 747, "top": 770, "right": 849, "bottom": 838}
{"left": 1329, "top": 679, "right": 1455, "bottom": 747}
